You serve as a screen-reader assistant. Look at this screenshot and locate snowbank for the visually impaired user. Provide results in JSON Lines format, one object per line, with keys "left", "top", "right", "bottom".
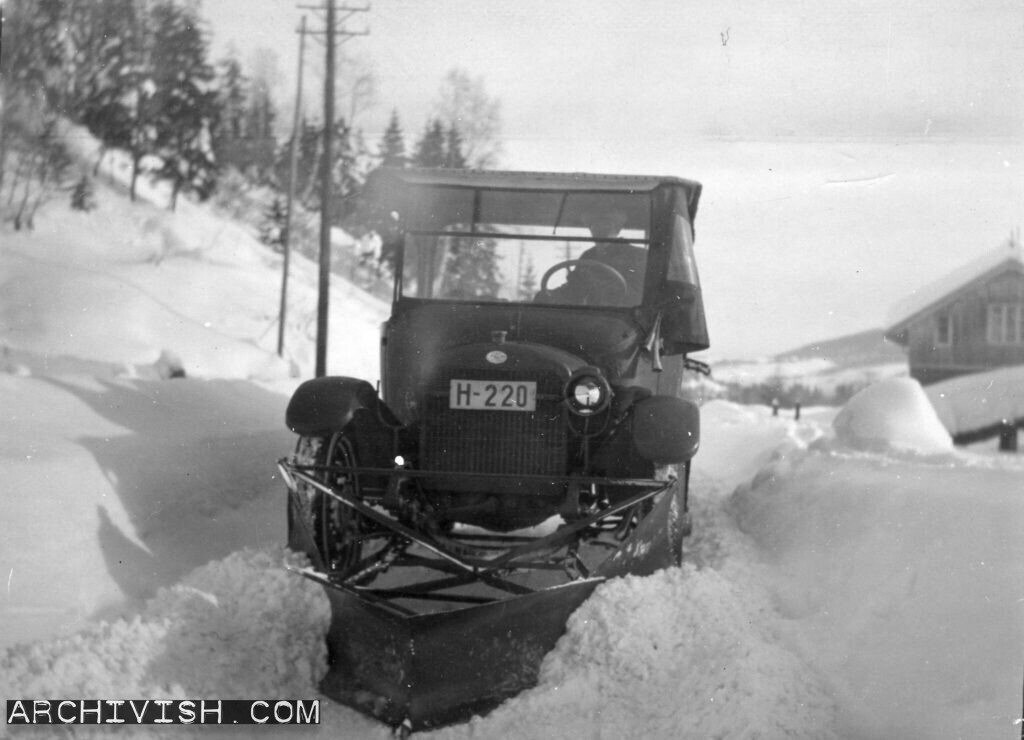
{"left": 0, "top": 374, "right": 294, "bottom": 652}
{"left": 1, "top": 549, "right": 332, "bottom": 738}
{"left": 831, "top": 377, "right": 953, "bottom": 454}
{"left": 433, "top": 567, "right": 838, "bottom": 740}
{"left": 730, "top": 445, "right": 1024, "bottom": 740}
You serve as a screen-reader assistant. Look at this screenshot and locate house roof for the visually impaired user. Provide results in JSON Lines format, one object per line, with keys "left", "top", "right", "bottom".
{"left": 884, "top": 234, "right": 1024, "bottom": 344}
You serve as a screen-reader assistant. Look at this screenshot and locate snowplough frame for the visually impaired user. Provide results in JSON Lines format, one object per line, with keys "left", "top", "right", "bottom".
{"left": 279, "top": 458, "right": 690, "bottom": 728}
{"left": 280, "top": 168, "right": 709, "bottom": 731}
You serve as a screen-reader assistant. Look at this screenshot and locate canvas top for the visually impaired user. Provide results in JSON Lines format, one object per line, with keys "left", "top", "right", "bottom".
{"left": 371, "top": 167, "right": 701, "bottom": 194}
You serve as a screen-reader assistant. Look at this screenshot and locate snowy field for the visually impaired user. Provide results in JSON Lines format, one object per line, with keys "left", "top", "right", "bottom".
{"left": 2, "top": 138, "right": 1024, "bottom": 739}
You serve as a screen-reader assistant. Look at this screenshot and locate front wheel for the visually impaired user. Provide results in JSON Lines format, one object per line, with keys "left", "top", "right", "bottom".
{"left": 313, "top": 434, "right": 365, "bottom": 576}
{"left": 296, "top": 432, "right": 389, "bottom": 581}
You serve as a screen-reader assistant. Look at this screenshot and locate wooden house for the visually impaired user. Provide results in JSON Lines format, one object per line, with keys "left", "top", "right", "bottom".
{"left": 884, "top": 234, "right": 1024, "bottom": 385}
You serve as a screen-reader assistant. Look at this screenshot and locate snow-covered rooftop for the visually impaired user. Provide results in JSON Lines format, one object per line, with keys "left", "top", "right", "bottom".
{"left": 885, "top": 233, "right": 1024, "bottom": 338}
{"left": 926, "top": 363, "right": 1024, "bottom": 437}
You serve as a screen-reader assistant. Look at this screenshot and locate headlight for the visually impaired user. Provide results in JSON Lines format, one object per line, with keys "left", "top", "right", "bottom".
{"left": 565, "top": 370, "right": 610, "bottom": 416}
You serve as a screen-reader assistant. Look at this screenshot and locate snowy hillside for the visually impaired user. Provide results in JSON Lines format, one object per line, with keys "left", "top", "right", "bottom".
{"left": 776, "top": 328, "right": 907, "bottom": 367}
{"left": 704, "top": 328, "right": 909, "bottom": 405}
{"left": 1, "top": 125, "right": 388, "bottom": 383}
{"left": 2, "top": 137, "right": 1023, "bottom": 739}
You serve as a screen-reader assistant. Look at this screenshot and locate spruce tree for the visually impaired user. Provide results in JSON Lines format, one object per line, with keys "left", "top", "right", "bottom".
{"left": 444, "top": 125, "right": 468, "bottom": 169}
{"left": 78, "top": 0, "right": 137, "bottom": 175}
{"left": 442, "top": 237, "right": 502, "bottom": 299}
{"left": 66, "top": 0, "right": 135, "bottom": 118}
{"left": 413, "top": 119, "right": 446, "bottom": 168}
{"left": 149, "top": 1, "right": 220, "bottom": 208}
{"left": 245, "top": 48, "right": 281, "bottom": 141}
{"left": 216, "top": 52, "right": 249, "bottom": 142}
{"left": 379, "top": 109, "right": 407, "bottom": 167}
{"left": 327, "top": 117, "right": 362, "bottom": 225}
{"left": 260, "top": 194, "right": 289, "bottom": 253}
{"left": 124, "top": 0, "right": 156, "bottom": 201}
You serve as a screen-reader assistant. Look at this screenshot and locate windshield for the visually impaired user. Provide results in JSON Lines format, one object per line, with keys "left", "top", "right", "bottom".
{"left": 399, "top": 187, "right": 651, "bottom": 307}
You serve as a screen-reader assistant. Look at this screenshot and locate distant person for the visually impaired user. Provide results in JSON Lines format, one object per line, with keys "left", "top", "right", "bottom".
{"left": 539, "top": 209, "right": 647, "bottom": 305}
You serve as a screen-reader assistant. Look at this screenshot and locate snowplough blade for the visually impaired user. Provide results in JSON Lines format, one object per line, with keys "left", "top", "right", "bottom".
{"left": 281, "top": 462, "right": 689, "bottom": 731}
{"left": 315, "top": 576, "right": 603, "bottom": 729}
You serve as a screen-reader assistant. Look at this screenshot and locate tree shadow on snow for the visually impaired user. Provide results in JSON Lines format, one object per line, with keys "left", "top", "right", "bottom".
{"left": 41, "top": 376, "right": 294, "bottom": 603}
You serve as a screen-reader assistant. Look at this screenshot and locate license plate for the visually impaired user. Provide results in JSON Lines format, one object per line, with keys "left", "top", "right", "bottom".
{"left": 449, "top": 379, "right": 537, "bottom": 411}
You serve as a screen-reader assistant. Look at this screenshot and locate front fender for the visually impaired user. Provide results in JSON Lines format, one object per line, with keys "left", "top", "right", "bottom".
{"left": 285, "top": 376, "right": 383, "bottom": 437}
{"left": 631, "top": 396, "right": 700, "bottom": 463}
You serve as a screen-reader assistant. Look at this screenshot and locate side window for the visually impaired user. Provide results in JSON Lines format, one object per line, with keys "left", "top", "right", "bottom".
{"left": 987, "top": 305, "right": 1001, "bottom": 343}
{"left": 987, "top": 303, "right": 1024, "bottom": 345}
{"left": 934, "top": 312, "right": 952, "bottom": 347}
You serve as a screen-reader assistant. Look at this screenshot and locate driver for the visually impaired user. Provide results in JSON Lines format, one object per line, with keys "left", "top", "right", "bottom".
{"left": 539, "top": 209, "right": 647, "bottom": 305}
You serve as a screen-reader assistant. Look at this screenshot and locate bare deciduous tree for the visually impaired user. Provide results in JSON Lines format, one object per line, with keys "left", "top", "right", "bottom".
{"left": 432, "top": 68, "right": 503, "bottom": 169}
{"left": 337, "top": 53, "right": 379, "bottom": 128}
{"left": 247, "top": 47, "right": 284, "bottom": 139}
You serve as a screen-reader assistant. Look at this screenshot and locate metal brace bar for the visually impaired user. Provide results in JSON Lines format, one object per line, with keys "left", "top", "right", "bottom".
{"left": 283, "top": 465, "right": 479, "bottom": 573}
{"left": 281, "top": 457, "right": 665, "bottom": 489}
{"left": 280, "top": 462, "right": 670, "bottom": 579}
{"left": 477, "top": 483, "right": 669, "bottom": 573}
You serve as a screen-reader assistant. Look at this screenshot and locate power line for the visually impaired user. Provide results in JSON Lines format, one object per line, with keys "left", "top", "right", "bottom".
{"left": 297, "top": 1, "right": 370, "bottom": 377}
{"left": 277, "top": 14, "right": 309, "bottom": 358}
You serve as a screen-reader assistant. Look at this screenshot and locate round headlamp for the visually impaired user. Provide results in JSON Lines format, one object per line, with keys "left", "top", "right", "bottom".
{"left": 565, "top": 370, "right": 611, "bottom": 416}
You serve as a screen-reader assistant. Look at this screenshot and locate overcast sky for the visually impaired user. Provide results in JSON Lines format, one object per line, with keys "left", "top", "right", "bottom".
{"left": 203, "top": 0, "right": 1023, "bottom": 143}
{"left": 201, "top": 0, "right": 1024, "bottom": 358}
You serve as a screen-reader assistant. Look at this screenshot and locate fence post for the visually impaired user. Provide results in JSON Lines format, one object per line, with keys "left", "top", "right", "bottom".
{"left": 998, "top": 420, "right": 1018, "bottom": 452}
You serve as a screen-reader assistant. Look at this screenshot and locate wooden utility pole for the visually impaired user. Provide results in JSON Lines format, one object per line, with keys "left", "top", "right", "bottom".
{"left": 299, "top": 1, "right": 369, "bottom": 377}
{"left": 315, "top": 0, "right": 337, "bottom": 377}
{"left": 278, "top": 15, "right": 308, "bottom": 357}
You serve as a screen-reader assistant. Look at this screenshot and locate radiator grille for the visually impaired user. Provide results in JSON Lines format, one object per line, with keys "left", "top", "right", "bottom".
{"left": 421, "top": 371, "right": 566, "bottom": 477}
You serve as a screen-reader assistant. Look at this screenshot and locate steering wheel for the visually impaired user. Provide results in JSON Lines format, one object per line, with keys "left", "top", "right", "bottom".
{"left": 539, "top": 259, "right": 629, "bottom": 302}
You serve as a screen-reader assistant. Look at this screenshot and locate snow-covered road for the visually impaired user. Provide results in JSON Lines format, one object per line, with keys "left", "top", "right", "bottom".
{"left": 3, "top": 380, "right": 1022, "bottom": 739}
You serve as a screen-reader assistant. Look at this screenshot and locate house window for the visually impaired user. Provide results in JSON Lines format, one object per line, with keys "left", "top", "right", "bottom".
{"left": 987, "top": 303, "right": 1024, "bottom": 345}
{"left": 934, "top": 313, "right": 952, "bottom": 346}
